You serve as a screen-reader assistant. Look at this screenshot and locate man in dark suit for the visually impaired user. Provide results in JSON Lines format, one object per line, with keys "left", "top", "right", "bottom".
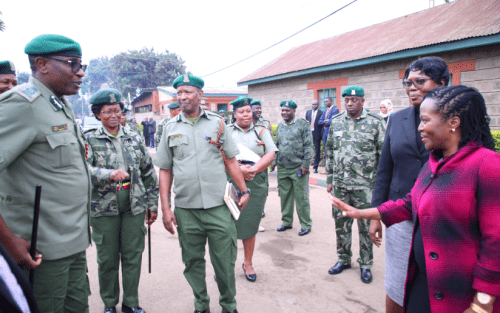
{"left": 305, "top": 100, "right": 324, "bottom": 173}
{"left": 0, "top": 243, "right": 39, "bottom": 313}
{"left": 149, "top": 117, "right": 157, "bottom": 148}
{"left": 141, "top": 119, "right": 150, "bottom": 147}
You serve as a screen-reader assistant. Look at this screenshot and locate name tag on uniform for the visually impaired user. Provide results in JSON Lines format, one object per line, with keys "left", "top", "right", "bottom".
{"left": 52, "top": 124, "right": 68, "bottom": 132}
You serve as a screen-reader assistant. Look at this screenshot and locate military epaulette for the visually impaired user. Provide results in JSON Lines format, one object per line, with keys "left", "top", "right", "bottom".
{"left": 83, "top": 128, "right": 98, "bottom": 135}
{"left": 367, "top": 111, "right": 384, "bottom": 120}
{"left": 16, "top": 83, "right": 40, "bottom": 102}
{"left": 331, "top": 111, "right": 346, "bottom": 120}
{"left": 205, "top": 110, "right": 221, "bottom": 118}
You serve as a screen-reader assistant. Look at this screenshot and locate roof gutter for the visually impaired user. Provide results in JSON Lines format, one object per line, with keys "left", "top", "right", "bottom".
{"left": 237, "top": 34, "right": 500, "bottom": 86}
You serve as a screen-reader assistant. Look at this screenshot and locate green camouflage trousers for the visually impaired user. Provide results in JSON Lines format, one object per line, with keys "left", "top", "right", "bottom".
{"left": 332, "top": 187, "right": 373, "bottom": 269}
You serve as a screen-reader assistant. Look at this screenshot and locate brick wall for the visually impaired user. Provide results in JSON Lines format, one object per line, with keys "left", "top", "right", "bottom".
{"left": 248, "top": 44, "right": 500, "bottom": 130}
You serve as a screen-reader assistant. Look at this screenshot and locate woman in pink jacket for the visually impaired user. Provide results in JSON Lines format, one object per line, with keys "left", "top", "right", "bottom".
{"left": 331, "top": 85, "right": 500, "bottom": 313}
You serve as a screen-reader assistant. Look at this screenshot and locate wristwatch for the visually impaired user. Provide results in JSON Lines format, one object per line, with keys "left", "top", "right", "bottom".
{"left": 238, "top": 189, "right": 251, "bottom": 197}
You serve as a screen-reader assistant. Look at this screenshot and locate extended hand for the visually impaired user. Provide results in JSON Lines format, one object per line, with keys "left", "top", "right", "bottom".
{"left": 329, "top": 194, "right": 358, "bottom": 218}
{"left": 6, "top": 236, "right": 42, "bottom": 269}
{"left": 300, "top": 166, "right": 310, "bottom": 175}
{"left": 110, "top": 169, "right": 129, "bottom": 182}
{"left": 369, "top": 220, "right": 383, "bottom": 247}
{"left": 145, "top": 211, "right": 158, "bottom": 227}
{"left": 238, "top": 193, "right": 250, "bottom": 210}
{"left": 162, "top": 209, "right": 177, "bottom": 235}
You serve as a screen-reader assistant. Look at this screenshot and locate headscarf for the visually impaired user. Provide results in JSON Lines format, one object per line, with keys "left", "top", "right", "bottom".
{"left": 379, "top": 99, "right": 393, "bottom": 118}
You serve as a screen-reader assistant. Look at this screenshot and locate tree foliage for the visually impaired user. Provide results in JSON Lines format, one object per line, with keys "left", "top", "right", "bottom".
{"left": 111, "top": 47, "right": 188, "bottom": 96}
{"left": 82, "top": 56, "right": 115, "bottom": 94}
{"left": 0, "top": 12, "right": 5, "bottom": 32}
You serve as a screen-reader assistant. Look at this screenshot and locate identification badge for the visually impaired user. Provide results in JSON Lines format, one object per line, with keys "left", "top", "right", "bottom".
{"left": 52, "top": 124, "right": 68, "bottom": 132}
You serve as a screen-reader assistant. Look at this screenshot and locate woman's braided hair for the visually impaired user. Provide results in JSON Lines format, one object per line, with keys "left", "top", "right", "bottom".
{"left": 423, "top": 85, "right": 494, "bottom": 150}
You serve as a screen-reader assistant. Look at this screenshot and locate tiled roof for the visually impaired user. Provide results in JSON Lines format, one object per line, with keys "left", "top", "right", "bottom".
{"left": 238, "top": 0, "right": 500, "bottom": 85}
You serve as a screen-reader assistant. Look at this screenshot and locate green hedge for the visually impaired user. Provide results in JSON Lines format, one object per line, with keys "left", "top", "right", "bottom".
{"left": 492, "top": 130, "right": 500, "bottom": 153}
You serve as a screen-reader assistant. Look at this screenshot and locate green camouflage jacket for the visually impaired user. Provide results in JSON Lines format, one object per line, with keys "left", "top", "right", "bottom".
{"left": 326, "top": 108, "right": 386, "bottom": 189}
{"left": 273, "top": 117, "right": 313, "bottom": 168}
{"left": 155, "top": 117, "right": 170, "bottom": 150}
{"left": 84, "top": 125, "right": 159, "bottom": 217}
{"left": 128, "top": 123, "right": 143, "bottom": 140}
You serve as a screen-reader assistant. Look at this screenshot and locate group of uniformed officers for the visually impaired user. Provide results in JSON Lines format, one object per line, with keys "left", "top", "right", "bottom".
{"left": 0, "top": 33, "right": 386, "bottom": 313}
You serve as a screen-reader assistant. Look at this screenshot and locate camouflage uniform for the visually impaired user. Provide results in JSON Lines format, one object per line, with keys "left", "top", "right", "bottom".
{"left": 84, "top": 125, "right": 158, "bottom": 308}
{"left": 155, "top": 117, "right": 170, "bottom": 150}
{"left": 128, "top": 123, "right": 143, "bottom": 140}
{"left": 326, "top": 108, "right": 385, "bottom": 269}
{"left": 274, "top": 117, "right": 313, "bottom": 229}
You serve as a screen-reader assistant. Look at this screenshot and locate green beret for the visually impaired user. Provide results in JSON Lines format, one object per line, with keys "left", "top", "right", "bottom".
{"left": 0, "top": 61, "right": 16, "bottom": 75}
{"left": 122, "top": 106, "right": 131, "bottom": 113}
{"left": 173, "top": 74, "right": 204, "bottom": 89}
{"left": 167, "top": 101, "right": 179, "bottom": 109}
{"left": 280, "top": 100, "right": 297, "bottom": 108}
{"left": 342, "top": 85, "right": 365, "bottom": 97}
{"left": 230, "top": 96, "right": 253, "bottom": 108}
{"left": 218, "top": 110, "right": 225, "bottom": 113}
{"left": 250, "top": 99, "right": 261, "bottom": 106}
{"left": 24, "top": 34, "right": 82, "bottom": 57}
{"left": 89, "top": 89, "right": 122, "bottom": 106}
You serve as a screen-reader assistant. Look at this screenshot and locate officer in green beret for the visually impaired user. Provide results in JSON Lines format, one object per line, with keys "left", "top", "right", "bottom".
{"left": 0, "top": 34, "right": 91, "bottom": 312}
{"left": 227, "top": 96, "right": 278, "bottom": 282}
{"left": 219, "top": 109, "right": 231, "bottom": 125}
{"left": 154, "top": 74, "right": 249, "bottom": 313}
{"left": 85, "top": 89, "right": 158, "bottom": 313}
{"left": 250, "top": 99, "right": 271, "bottom": 131}
{"left": 0, "top": 60, "right": 18, "bottom": 94}
{"left": 271, "top": 100, "right": 314, "bottom": 236}
{"left": 325, "top": 85, "right": 386, "bottom": 283}
{"left": 155, "top": 101, "right": 181, "bottom": 150}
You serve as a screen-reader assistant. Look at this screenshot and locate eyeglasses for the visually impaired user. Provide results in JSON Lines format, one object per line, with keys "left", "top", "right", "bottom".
{"left": 100, "top": 110, "right": 122, "bottom": 116}
{"left": 402, "top": 78, "right": 429, "bottom": 90}
{"left": 45, "top": 57, "right": 87, "bottom": 74}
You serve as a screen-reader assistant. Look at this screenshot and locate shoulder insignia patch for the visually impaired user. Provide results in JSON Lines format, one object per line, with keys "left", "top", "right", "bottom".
{"left": 16, "top": 84, "right": 40, "bottom": 102}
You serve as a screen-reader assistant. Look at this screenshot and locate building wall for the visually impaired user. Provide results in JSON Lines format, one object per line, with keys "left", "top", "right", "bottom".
{"left": 248, "top": 44, "right": 500, "bottom": 130}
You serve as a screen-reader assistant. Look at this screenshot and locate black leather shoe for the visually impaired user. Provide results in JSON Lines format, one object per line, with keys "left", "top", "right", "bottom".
{"left": 361, "top": 268, "right": 373, "bottom": 283}
{"left": 277, "top": 225, "right": 292, "bottom": 232}
{"left": 313, "top": 169, "right": 318, "bottom": 173}
{"left": 194, "top": 309, "right": 210, "bottom": 313}
{"left": 262, "top": 211, "right": 265, "bottom": 217}
{"left": 328, "top": 262, "right": 351, "bottom": 275}
{"left": 242, "top": 264, "right": 256, "bottom": 282}
{"left": 104, "top": 308, "right": 116, "bottom": 313}
{"left": 298, "top": 228, "right": 311, "bottom": 236}
{"left": 221, "top": 309, "right": 238, "bottom": 313}
{"left": 122, "top": 305, "right": 145, "bottom": 313}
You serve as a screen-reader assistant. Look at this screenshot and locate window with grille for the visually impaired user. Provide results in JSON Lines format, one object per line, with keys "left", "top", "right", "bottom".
{"left": 318, "top": 88, "right": 336, "bottom": 110}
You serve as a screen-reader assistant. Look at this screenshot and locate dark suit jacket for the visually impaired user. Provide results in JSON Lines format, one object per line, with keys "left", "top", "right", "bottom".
{"left": 0, "top": 243, "right": 39, "bottom": 313}
{"left": 141, "top": 121, "right": 150, "bottom": 136}
{"left": 149, "top": 120, "right": 157, "bottom": 134}
{"left": 305, "top": 109, "right": 324, "bottom": 141}
{"left": 371, "top": 106, "right": 430, "bottom": 206}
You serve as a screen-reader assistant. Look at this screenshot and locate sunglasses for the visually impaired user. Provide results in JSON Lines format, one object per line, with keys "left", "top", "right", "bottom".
{"left": 45, "top": 57, "right": 87, "bottom": 74}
